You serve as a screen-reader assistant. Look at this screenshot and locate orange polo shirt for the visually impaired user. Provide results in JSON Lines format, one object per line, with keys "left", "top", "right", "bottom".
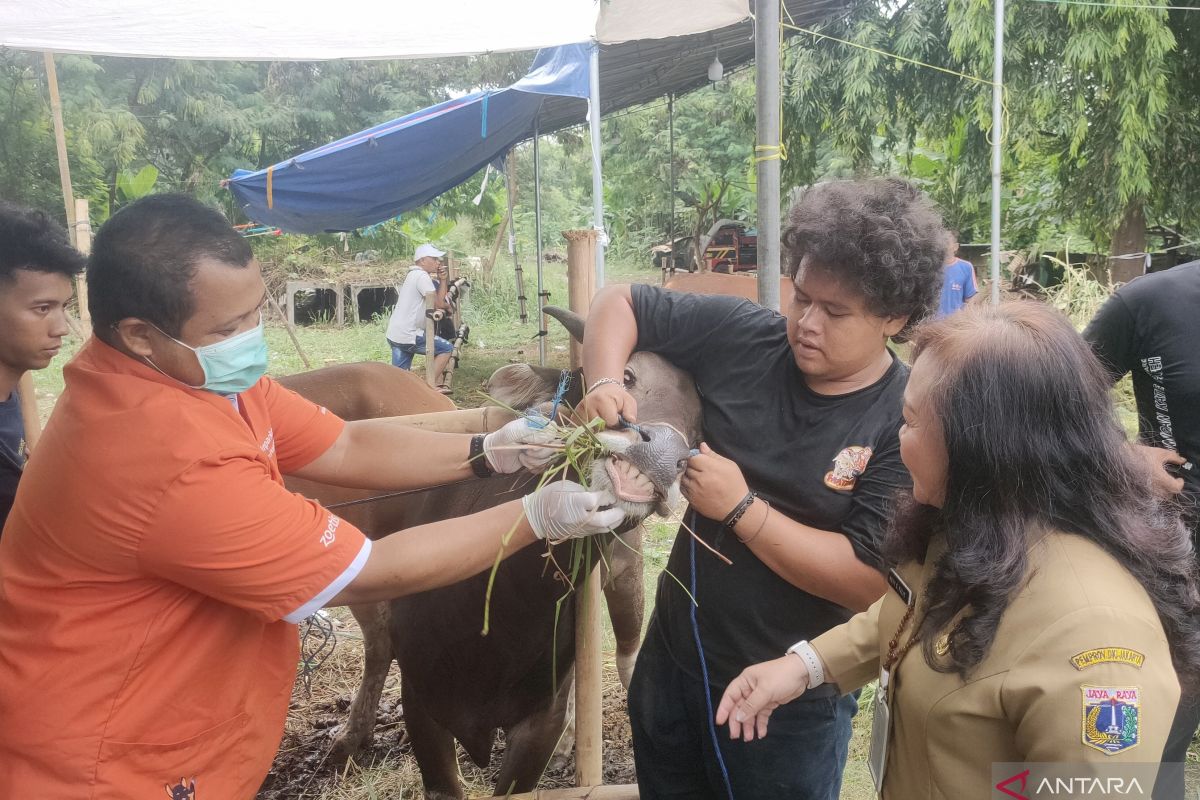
{"left": 0, "top": 338, "right": 371, "bottom": 799}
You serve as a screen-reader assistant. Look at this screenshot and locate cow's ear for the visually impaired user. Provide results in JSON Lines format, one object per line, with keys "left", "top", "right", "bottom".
{"left": 543, "top": 306, "right": 586, "bottom": 343}
{"left": 164, "top": 786, "right": 173, "bottom": 798}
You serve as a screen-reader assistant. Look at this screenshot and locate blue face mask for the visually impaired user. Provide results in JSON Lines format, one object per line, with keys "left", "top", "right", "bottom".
{"left": 151, "top": 316, "right": 269, "bottom": 395}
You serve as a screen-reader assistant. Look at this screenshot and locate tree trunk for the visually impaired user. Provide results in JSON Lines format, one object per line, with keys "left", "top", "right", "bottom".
{"left": 1108, "top": 200, "right": 1146, "bottom": 285}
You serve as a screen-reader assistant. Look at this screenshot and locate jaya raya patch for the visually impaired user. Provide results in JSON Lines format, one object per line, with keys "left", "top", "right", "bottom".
{"left": 1070, "top": 647, "right": 1145, "bottom": 671}
{"left": 1081, "top": 686, "right": 1141, "bottom": 755}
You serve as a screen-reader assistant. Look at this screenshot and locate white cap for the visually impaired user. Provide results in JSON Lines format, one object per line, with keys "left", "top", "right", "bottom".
{"left": 414, "top": 243, "right": 445, "bottom": 261}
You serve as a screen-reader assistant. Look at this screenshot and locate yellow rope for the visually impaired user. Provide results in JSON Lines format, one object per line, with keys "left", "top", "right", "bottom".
{"left": 266, "top": 165, "right": 275, "bottom": 210}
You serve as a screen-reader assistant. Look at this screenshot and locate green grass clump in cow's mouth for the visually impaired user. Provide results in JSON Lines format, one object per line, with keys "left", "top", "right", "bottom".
{"left": 478, "top": 409, "right": 630, "bottom": 642}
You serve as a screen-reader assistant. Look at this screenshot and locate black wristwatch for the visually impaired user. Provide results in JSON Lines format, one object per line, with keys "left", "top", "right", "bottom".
{"left": 469, "top": 434, "right": 494, "bottom": 478}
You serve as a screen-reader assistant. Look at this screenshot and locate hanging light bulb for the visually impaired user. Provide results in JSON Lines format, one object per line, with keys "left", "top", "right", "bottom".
{"left": 707, "top": 54, "right": 724, "bottom": 83}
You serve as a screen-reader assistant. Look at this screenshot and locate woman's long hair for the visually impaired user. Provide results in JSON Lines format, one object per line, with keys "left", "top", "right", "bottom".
{"left": 884, "top": 302, "right": 1200, "bottom": 685}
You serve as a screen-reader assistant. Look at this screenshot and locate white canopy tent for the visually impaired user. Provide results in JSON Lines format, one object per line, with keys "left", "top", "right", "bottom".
{"left": 0, "top": 0, "right": 747, "bottom": 59}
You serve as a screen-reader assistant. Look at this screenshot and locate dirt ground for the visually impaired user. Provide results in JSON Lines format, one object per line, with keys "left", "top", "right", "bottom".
{"left": 257, "top": 608, "right": 637, "bottom": 800}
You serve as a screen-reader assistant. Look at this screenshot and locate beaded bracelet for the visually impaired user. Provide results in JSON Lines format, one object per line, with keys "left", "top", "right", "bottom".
{"left": 721, "top": 491, "right": 758, "bottom": 530}
{"left": 587, "top": 377, "right": 623, "bottom": 394}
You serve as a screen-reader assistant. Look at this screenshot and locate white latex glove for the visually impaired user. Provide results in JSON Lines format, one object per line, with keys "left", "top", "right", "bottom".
{"left": 522, "top": 481, "right": 626, "bottom": 542}
{"left": 483, "top": 417, "right": 560, "bottom": 474}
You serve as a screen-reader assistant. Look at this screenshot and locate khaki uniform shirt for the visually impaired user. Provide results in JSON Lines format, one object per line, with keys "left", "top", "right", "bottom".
{"left": 813, "top": 531, "right": 1179, "bottom": 799}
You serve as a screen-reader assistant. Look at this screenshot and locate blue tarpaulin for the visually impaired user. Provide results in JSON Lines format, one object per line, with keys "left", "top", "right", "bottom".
{"left": 227, "top": 44, "right": 592, "bottom": 234}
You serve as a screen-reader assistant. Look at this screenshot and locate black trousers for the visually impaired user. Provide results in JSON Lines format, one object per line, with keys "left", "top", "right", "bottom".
{"left": 628, "top": 622, "right": 856, "bottom": 800}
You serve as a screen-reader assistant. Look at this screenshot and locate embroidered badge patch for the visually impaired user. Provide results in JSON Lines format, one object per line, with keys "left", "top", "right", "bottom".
{"left": 824, "top": 446, "right": 873, "bottom": 491}
{"left": 1071, "top": 648, "right": 1146, "bottom": 671}
{"left": 1081, "top": 686, "right": 1140, "bottom": 755}
{"left": 165, "top": 777, "right": 196, "bottom": 799}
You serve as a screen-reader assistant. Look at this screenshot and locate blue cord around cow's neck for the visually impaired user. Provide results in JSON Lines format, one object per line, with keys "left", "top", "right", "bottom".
{"left": 688, "top": 509, "right": 736, "bottom": 800}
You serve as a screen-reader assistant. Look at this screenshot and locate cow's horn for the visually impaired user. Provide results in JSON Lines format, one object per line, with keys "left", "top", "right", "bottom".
{"left": 543, "top": 305, "right": 586, "bottom": 343}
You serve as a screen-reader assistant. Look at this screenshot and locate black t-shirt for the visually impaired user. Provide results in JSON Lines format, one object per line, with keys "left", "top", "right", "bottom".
{"left": 1084, "top": 260, "right": 1200, "bottom": 532}
{"left": 631, "top": 285, "right": 912, "bottom": 687}
{"left": 0, "top": 391, "right": 25, "bottom": 534}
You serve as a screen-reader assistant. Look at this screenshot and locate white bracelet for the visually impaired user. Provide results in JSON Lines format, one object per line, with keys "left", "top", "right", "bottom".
{"left": 587, "top": 377, "right": 623, "bottom": 393}
{"left": 786, "top": 640, "right": 826, "bottom": 689}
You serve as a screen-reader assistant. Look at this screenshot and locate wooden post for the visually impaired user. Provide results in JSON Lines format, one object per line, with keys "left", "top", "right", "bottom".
{"left": 563, "top": 230, "right": 598, "bottom": 370}
{"left": 563, "top": 228, "right": 602, "bottom": 787}
{"left": 424, "top": 293, "right": 438, "bottom": 387}
{"left": 16, "top": 372, "right": 41, "bottom": 454}
{"left": 73, "top": 198, "right": 91, "bottom": 325}
{"left": 43, "top": 52, "right": 76, "bottom": 240}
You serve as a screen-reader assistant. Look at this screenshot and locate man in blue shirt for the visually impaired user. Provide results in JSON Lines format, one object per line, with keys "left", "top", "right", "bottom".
{"left": 937, "top": 231, "right": 978, "bottom": 317}
{"left": 0, "top": 202, "right": 85, "bottom": 532}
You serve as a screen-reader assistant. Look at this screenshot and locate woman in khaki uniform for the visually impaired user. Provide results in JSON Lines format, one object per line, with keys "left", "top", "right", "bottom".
{"left": 717, "top": 302, "right": 1200, "bottom": 799}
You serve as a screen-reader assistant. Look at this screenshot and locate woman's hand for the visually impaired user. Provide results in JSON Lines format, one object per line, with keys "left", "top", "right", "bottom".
{"left": 681, "top": 443, "right": 750, "bottom": 521}
{"left": 1132, "top": 444, "right": 1187, "bottom": 497}
{"left": 582, "top": 381, "right": 637, "bottom": 428}
{"left": 715, "top": 655, "right": 811, "bottom": 741}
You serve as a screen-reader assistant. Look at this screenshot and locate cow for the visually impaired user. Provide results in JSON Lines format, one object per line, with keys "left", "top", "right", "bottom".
{"left": 662, "top": 270, "right": 792, "bottom": 303}
{"left": 279, "top": 307, "right": 702, "bottom": 799}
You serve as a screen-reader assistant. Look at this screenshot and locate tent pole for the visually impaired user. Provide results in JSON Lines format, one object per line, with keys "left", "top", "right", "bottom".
{"left": 43, "top": 52, "right": 76, "bottom": 241}
{"left": 533, "top": 118, "right": 547, "bottom": 367}
{"left": 989, "top": 0, "right": 1005, "bottom": 306}
{"left": 668, "top": 93, "right": 675, "bottom": 271}
{"left": 754, "top": 0, "right": 782, "bottom": 312}
{"left": 506, "top": 151, "right": 529, "bottom": 323}
{"left": 588, "top": 43, "right": 606, "bottom": 289}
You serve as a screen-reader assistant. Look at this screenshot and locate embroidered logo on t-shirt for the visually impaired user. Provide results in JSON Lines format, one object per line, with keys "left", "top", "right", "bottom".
{"left": 165, "top": 777, "right": 196, "bottom": 799}
{"left": 824, "top": 445, "right": 873, "bottom": 491}
{"left": 320, "top": 514, "right": 341, "bottom": 547}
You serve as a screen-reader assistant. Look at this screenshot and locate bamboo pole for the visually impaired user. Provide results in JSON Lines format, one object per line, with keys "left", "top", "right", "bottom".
{"left": 563, "top": 231, "right": 597, "bottom": 371}
{"left": 506, "top": 151, "right": 529, "bottom": 323}
{"left": 43, "top": 52, "right": 76, "bottom": 240}
{"left": 16, "top": 372, "right": 42, "bottom": 454}
{"left": 266, "top": 291, "right": 312, "bottom": 370}
{"left": 424, "top": 293, "right": 438, "bottom": 387}
{"left": 563, "top": 228, "right": 602, "bottom": 787}
{"left": 73, "top": 198, "right": 92, "bottom": 325}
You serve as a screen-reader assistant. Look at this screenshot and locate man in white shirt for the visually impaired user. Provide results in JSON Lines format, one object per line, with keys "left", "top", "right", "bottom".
{"left": 386, "top": 243, "right": 453, "bottom": 387}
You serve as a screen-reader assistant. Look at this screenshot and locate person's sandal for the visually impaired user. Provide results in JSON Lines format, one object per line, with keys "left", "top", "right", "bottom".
{"left": 436, "top": 384, "right": 453, "bottom": 395}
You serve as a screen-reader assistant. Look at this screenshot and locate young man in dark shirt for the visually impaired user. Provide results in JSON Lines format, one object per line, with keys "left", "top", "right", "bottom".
{"left": 583, "top": 178, "right": 947, "bottom": 800}
{"left": 0, "top": 203, "right": 85, "bottom": 532}
{"left": 1084, "top": 261, "right": 1200, "bottom": 799}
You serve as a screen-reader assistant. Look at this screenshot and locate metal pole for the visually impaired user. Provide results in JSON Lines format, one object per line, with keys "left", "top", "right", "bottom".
{"left": 754, "top": 0, "right": 782, "bottom": 312}
{"left": 668, "top": 93, "right": 675, "bottom": 268}
{"left": 588, "top": 43, "right": 606, "bottom": 288}
{"left": 990, "top": 0, "right": 1005, "bottom": 305}
{"left": 534, "top": 119, "right": 547, "bottom": 366}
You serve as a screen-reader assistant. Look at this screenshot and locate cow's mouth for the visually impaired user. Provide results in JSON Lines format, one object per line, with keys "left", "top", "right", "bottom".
{"left": 605, "top": 455, "right": 657, "bottom": 504}
{"left": 590, "top": 426, "right": 691, "bottom": 520}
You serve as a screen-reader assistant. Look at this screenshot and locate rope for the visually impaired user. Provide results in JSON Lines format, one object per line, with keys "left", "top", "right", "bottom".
{"left": 526, "top": 370, "right": 572, "bottom": 429}
{"left": 688, "top": 509, "right": 736, "bottom": 800}
{"left": 297, "top": 610, "right": 337, "bottom": 695}
{"left": 1026, "top": 0, "right": 1200, "bottom": 9}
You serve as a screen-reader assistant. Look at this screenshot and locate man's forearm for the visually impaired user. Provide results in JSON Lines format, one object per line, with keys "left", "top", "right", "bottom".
{"left": 734, "top": 500, "right": 887, "bottom": 611}
{"left": 581, "top": 284, "right": 639, "bottom": 384}
{"left": 314, "top": 421, "right": 475, "bottom": 490}
{"left": 330, "top": 499, "right": 538, "bottom": 605}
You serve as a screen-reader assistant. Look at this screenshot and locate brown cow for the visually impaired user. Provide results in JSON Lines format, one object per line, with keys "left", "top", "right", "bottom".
{"left": 663, "top": 270, "right": 793, "bottom": 304}
{"left": 279, "top": 309, "right": 702, "bottom": 799}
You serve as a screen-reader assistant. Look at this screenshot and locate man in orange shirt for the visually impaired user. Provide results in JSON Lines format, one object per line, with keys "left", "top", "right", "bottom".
{"left": 0, "top": 195, "right": 622, "bottom": 799}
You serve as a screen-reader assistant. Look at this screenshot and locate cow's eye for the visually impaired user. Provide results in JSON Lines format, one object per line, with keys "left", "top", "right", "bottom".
{"left": 623, "top": 369, "right": 636, "bottom": 389}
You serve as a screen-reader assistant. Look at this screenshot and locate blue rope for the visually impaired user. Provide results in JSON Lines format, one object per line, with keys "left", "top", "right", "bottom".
{"left": 480, "top": 92, "right": 490, "bottom": 138}
{"left": 689, "top": 509, "right": 736, "bottom": 800}
{"left": 525, "top": 370, "right": 571, "bottom": 429}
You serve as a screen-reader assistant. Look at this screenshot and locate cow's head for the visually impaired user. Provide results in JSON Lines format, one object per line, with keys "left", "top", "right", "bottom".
{"left": 486, "top": 306, "right": 702, "bottom": 522}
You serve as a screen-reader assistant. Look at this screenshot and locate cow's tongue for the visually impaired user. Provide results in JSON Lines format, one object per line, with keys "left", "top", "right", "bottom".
{"left": 605, "top": 458, "right": 656, "bottom": 503}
